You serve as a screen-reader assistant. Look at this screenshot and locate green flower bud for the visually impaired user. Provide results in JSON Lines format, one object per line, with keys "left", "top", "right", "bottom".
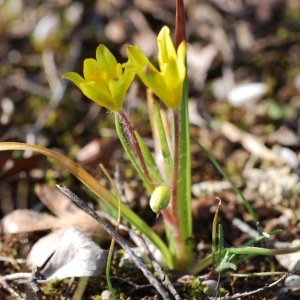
{"left": 150, "top": 185, "right": 171, "bottom": 213}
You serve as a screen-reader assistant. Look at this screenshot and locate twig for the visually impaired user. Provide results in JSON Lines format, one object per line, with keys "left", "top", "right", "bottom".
{"left": 0, "top": 267, "right": 47, "bottom": 300}
{"left": 56, "top": 184, "right": 172, "bottom": 300}
{"left": 211, "top": 272, "right": 291, "bottom": 299}
{"left": 64, "top": 277, "right": 76, "bottom": 300}
{"left": 96, "top": 210, "right": 129, "bottom": 232}
{"left": 0, "top": 278, "right": 23, "bottom": 300}
{"left": 1, "top": 272, "right": 32, "bottom": 281}
{"left": 110, "top": 276, "right": 153, "bottom": 290}
{"left": 132, "top": 229, "right": 182, "bottom": 300}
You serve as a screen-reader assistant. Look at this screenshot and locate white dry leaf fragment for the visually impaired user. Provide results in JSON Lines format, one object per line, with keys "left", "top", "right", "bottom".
{"left": 243, "top": 167, "right": 300, "bottom": 205}
{"left": 235, "top": 21, "right": 255, "bottom": 51}
{"left": 295, "top": 73, "right": 300, "bottom": 91}
{"left": 32, "top": 13, "right": 60, "bottom": 49}
{"left": 64, "top": 1, "right": 83, "bottom": 27}
{"left": 41, "top": 227, "right": 108, "bottom": 280}
{"left": 192, "top": 180, "right": 231, "bottom": 197}
{"left": 187, "top": 43, "right": 218, "bottom": 91}
{"left": 188, "top": 98, "right": 207, "bottom": 127}
{"left": 227, "top": 83, "right": 268, "bottom": 107}
{"left": 276, "top": 240, "right": 300, "bottom": 272}
{"left": 1, "top": 209, "right": 58, "bottom": 234}
{"left": 277, "top": 147, "right": 299, "bottom": 169}
{"left": 212, "top": 77, "right": 232, "bottom": 100}
{"left": 220, "top": 121, "right": 280, "bottom": 162}
{"left": 26, "top": 229, "right": 65, "bottom": 270}
{"left": 267, "top": 126, "right": 300, "bottom": 147}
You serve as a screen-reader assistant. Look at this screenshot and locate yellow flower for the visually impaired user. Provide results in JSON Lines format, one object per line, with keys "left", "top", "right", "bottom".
{"left": 63, "top": 45, "right": 134, "bottom": 111}
{"left": 123, "top": 26, "right": 187, "bottom": 110}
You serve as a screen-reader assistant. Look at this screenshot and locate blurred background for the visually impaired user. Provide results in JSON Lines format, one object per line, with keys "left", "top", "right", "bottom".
{"left": 0, "top": 0, "right": 300, "bottom": 223}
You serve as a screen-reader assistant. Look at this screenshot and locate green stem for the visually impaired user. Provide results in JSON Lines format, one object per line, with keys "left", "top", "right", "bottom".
{"left": 175, "top": 78, "right": 193, "bottom": 268}
{"left": 171, "top": 110, "right": 180, "bottom": 218}
{"left": 165, "top": 77, "right": 192, "bottom": 269}
{"left": 166, "top": 110, "right": 186, "bottom": 267}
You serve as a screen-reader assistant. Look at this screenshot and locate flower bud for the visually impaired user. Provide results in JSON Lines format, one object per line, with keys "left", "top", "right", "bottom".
{"left": 150, "top": 185, "right": 171, "bottom": 214}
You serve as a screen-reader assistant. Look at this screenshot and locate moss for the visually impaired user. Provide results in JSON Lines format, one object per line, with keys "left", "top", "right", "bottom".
{"left": 42, "top": 278, "right": 65, "bottom": 296}
{"left": 49, "top": 278, "right": 61, "bottom": 288}
{"left": 117, "top": 293, "right": 127, "bottom": 300}
{"left": 184, "top": 277, "right": 227, "bottom": 299}
{"left": 183, "top": 277, "right": 209, "bottom": 299}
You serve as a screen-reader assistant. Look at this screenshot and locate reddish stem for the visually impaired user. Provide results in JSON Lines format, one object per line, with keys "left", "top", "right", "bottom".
{"left": 161, "top": 208, "right": 175, "bottom": 226}
{"left": 118, "top": 111, "right": 154, "bottom": 188}
{"left": 175, "top": 0, "right": 187, "bottom": 49}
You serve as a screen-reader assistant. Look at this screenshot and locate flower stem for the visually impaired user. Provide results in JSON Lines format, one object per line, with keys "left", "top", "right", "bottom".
{"left": 175, "top": 0, "right": 187, "bottom": 48}
{"left": 168, "top": 109, "right": 187, "bottom": 268}
{"left": 117, "top": 111, "right": 154, "bottom": 188}
{"left": 171, "top": 110, "right": 180, "bottom": 219}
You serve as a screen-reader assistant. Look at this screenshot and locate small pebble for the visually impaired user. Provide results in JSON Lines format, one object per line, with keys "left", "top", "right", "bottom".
{"left": 284, "top": 274, "right": 300, "bottom": 288}
{"left": 203, "top": 279, "right": 218, "bottom": 296}
{"left": 278, "top": 147, "right": 299, "bottom": 169}
{"left": 101, "top": 290, "right": 114, "bottom": 300}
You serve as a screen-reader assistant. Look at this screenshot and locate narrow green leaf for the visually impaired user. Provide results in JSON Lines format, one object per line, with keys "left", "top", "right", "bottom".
{"left": 134, "top": 130, "right": 164, "bottom": 185}
{"left": 175, "top": 77, "right": 193, "bottom": 267}
{"left": 217, "top": 223, "right": 224, "bottom": 267}
{"left": 212, "top": 199, "right": 221, "bottom": 269}
{"left": 153, "top": 102, "right": 173, "bottom": 182}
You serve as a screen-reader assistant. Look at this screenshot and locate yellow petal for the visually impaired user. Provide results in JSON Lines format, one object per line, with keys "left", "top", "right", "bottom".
{"left": 109, "top": 70, "right": 135, "bottom": 111}
{"left": 123, "top": 27, "right": 187, "bottom": 110}
{"left": 83, "top": 59, "right": 103, "bottom": 82}
{"left": 124, "top": 46, "right": 160, "bottom": 84}
{"left": 80, "top": 82, "right": 119, "bottom": 111}
{"left": 64, "top": 44, "right": 134, "bottom": 112}
{"left": 157, "top": 26, "right": 177, "bottom": 68}
{"left": 62, "top": 72, "right": 85, "bottom": 89}
{"left": 124, "top": 45, "right": 150, "bottom": 70}
{"left": 176, "top": 41, "right": 187, "bottom": 81}
{"left": 96, "top": 44, "right": 117, "bottom": 78}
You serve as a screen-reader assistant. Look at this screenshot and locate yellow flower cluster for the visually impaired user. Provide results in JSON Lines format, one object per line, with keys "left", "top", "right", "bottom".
{"left": 63, "top": 26, "right": 187, "bottom": 111}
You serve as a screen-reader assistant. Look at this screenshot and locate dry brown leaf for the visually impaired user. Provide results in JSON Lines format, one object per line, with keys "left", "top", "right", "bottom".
{"left": 1, "top": 209, "right": 58, "bottom": 234}
{"left": 35, "top": 183, "right": 110, "bottom": 238}
{"left": 75, "top": 139, "right": 119, "bottom": 170}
